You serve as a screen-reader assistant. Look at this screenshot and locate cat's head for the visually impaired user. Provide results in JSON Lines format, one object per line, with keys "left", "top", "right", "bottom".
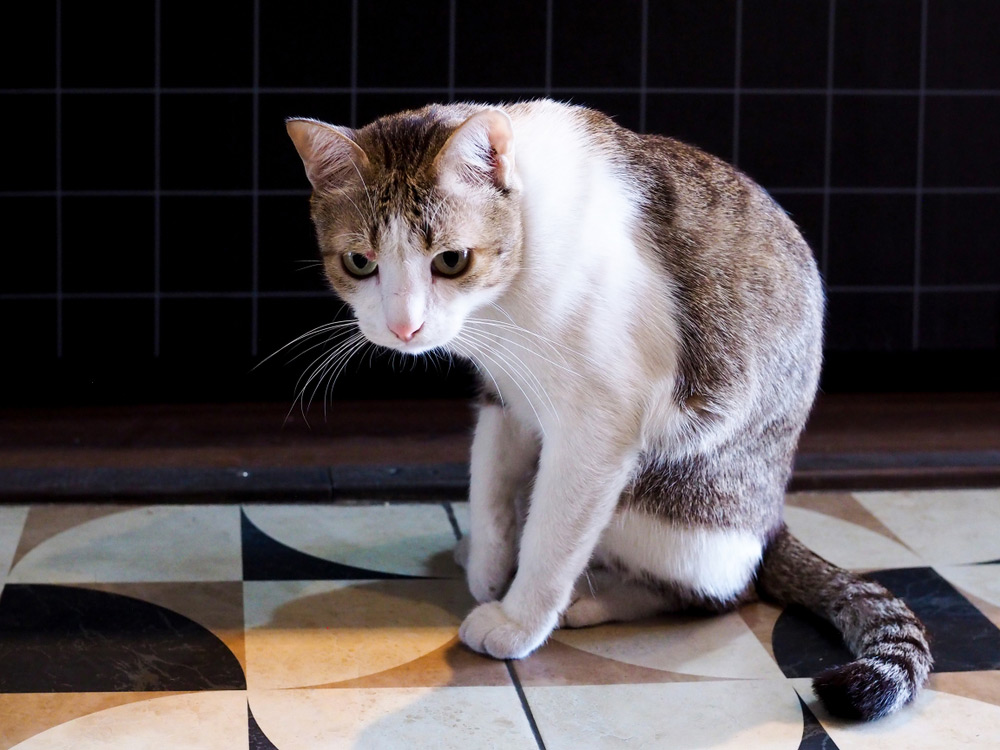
{"left": 287, "top": 106, "right": 524, "bottom": 354}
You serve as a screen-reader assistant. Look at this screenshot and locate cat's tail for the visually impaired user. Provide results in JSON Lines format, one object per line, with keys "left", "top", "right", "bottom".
{"left": 756, "top": 524, "right": 932, "bottom": 721}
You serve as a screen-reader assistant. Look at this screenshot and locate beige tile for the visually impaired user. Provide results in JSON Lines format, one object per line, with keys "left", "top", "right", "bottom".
{"left": 524, "top": 680, "right": 804, "bottom": 749}
{"left": 802, "top": 677, "right": 1000, "bottom": 749}
{"left": 243, "top": 503, "right": 461, "bottom": 578}
{"left": 7, "top": 506, "right": 242, "bottom": 583}
{"left": 551, "top": 610, "right": 784, "bottom": 680}
{"left": 244, "top": 579, "right": 471, "bottom": 689}
{"left": 784, "top": 505, "right": 922, "bottom": 570}
{"left": 514, "top": 637, "right": 716, "bottom": 687}
{"left": 0, "top": 507, "right": 28, "bottom": 591}
{"left": 929, "top": 672, "right": 1000, "bottom": 709}
{"left": 0, "top": 692, "right": 170, "bottom": 750}
{"left": 10, "top": 505, "right": 139, "bottom": 571}
{"left": 786, "top": 492, "right": 909, "bottom": 546}
{"left": 7, "top": 691, "right": 247, "bottom": 750}
{"left": 247, "top": 687, "right": 538, "bottom": 749}
{"left": 855, "top": 489, "right": 1000, "bottom": 565}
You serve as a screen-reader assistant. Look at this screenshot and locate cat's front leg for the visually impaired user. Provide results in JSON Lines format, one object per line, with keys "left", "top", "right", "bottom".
{"left": 464, "top": 402, "right": 540, "bottom": 603}
{"left": 460, "top": 427, "right": 637, "bottom": 658}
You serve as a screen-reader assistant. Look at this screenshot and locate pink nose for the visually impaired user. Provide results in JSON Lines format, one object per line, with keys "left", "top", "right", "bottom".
{"left": 389, "top": 321, "right": 423, "bottom": 342}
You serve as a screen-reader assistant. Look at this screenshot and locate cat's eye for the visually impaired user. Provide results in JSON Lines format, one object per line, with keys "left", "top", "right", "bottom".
{"left": 432, "top": 249, "right": 471, "bottom": 277}
{"left": 342, "top": 252, "right": 378, "bottom": 278}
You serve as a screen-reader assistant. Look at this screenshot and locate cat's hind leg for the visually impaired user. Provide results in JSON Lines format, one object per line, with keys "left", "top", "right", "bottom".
{"left": 559, "top": 566, "right": 679, "bottom": 628}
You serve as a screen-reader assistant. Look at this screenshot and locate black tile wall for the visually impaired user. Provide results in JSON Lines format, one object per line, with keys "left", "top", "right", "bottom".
{"left": 62, "top": 94, "right": 155, "bottom": 191}
{"left": 0, "top": 198, "right": 57, "bottom": 294}
{"left": 741, "top": 0, "right": 830, "bottom": 89}
{"left": 159, "top": 198, "right": 253, "bottom": 293}
{"left": 0, "top": 0, "right": 997, "bottom": 404}
{"left": 259, "top": 0, "right": 353, "bottom": 89}
{"left": 834, "top": 0, "right": 922, "bottom": 89}
{"left": 0, "top": 96, "right": 56, "bottom": 191}
{"left": 62, "top": 197, "right": 155, "bottom": 293}
{"left": 61, "top": 1, "right": 154, "bottom": 89}
{"left": 454, "top": 0, "right": 547, "bottom": 88}
{"left": 826, "top": 195, "right": 916, "bottom": 286}
{"left": 647, "top": 1, "right": 736, "bottom": 89}
{"left": 551, "top": 0, "right": 642, "bottom": 88}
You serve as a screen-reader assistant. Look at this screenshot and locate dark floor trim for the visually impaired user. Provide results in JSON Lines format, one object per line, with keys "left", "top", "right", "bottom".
{"left": 0, "top": 453, "right": 997, "bottom": 503}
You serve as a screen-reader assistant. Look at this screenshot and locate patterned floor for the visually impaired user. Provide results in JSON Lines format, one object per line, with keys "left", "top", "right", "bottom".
{"left": 1, "top": 490, "right": 999, "bottom": 749}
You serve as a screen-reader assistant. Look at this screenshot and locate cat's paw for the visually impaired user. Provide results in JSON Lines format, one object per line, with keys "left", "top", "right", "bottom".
{"left": 559, "top": 595, "right": 610, "bottom": 629}
{"left": 453, "top": 537, "right": 470, "bottom": 570}
{"left": 459, "top": 601, "right": 550, "bottom": 659}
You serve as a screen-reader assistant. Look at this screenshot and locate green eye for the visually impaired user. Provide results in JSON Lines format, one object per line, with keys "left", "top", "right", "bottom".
{"left": 432, "top": 249, "right": 471, "bottom": 277}
{"left": 343, "top": 252, "right": 378, "bottom": 278}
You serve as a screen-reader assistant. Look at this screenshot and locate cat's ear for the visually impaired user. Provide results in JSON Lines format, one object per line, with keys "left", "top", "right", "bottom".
{"left": 434, "top": 109, "right": 517, "bottom": 191}
{"left": 286, "top": 118, "right": 370, "bottom": 192}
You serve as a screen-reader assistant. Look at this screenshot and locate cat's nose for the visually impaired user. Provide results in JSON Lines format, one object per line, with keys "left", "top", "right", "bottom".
{"left": 389, "top": 320, "right": 423, "bottom": 342}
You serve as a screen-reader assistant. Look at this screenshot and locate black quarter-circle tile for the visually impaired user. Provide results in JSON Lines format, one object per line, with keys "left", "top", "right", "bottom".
{"left": 0, "top": 584, "right": 245, "bottom": 693}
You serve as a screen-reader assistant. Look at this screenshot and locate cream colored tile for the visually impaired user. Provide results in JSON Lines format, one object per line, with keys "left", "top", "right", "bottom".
{"left": 784, "top": 505, "right": 922, "bottom": 570}
{"left": 7, "top": 506, "right": 242, "bottom": 583}
{"left": 937, "top": 565, "right": 1000, "bottom": 610}
{"left": 525, "top": 680, "right": 803, "bottom": 749}
{"left": 244, "top": 579, "right": 468, "bottom": 689}
{"left": 855, "top": 489, "right": 1000, "bottom": 565}
{"left": 243, "top": 503, "right": 461, "bottom": 578}
{"left": 248, "top": 687, "right": 537, "bottom": 749}
{"left": 0, "top": 506, "right": 28, "bottom": 588}
{"left": 803, "top": 680, "right": 1000, "bottom": 749}
{"left": 8, "top": 691, "right": 247, "bottom": 750}
{"left": 552, "top": 610, "right": 784, "bottom": 679}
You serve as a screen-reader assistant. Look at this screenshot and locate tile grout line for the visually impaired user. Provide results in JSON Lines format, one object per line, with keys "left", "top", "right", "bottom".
{"left": 443, "top": 502, "right": 462, "bottom": 540}
{"left": 350, "top": 0, "right": 358, "bottom": 127}
{"left": 505, "top": 661, "right": 547, "bottom": 750}
{"left": 251, "top": 0, "right": 261, "bottom": 357}
{"left": 912, "top": 0, "right": 929, "bottom": 350}
{"left": 732, "top": 0, "right": 743, "bottom": 166}
{"left": 820, "top": 0, "right": 836, "bottom": 281}
{"left": 639, "top": 0, "right": 648, "bottom": 132}
{"left": 544, "top": 0, "right": 553, "bottom": 96}
{"left": 447, "top": 0, "right": 456, "bottom": 102}
{"left": 153, "top": 0, "right": 162, "bottom": 358}
{"left": 55, "top": 0, "right": 63, "bottom": 358}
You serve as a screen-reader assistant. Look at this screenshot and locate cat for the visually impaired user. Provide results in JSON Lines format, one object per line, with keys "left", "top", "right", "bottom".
{"left": 286, "top": 99, "right": 931, "bottom": 720}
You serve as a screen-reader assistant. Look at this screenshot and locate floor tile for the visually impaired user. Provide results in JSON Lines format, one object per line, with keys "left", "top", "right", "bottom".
{"left": 243, "top": 579, "right": 474, "bottom": 689}
{"left": 550, "top": 610, "right": 784, "bottom": 680}
{"left": 854, "top": 489, "right": 1000, "bottom": 565}
{"left": 7, "top": 505, "right": 242, "bottom": 583}
{"left": 246, "top": 687, "right": 539, "bottom": 749}
{"left": 798, "top": 673, "right": 1000, "bottom": 749}
{"left": 242, "top": 503, "right": 461, "bottom": 579}
{"left": 3, "top": 691, "right": 248, "bottom": 750}
{"left": 523, "top": 680, "right": 804, "bottom": 749}
{"left": 784, "top": 503, "right": 922, "bottom": 570}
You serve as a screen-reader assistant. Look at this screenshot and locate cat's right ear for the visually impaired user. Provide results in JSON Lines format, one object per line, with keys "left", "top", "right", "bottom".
{"left": 434, "top": 109, "right": 518, "bottom": 191}
{"left": 286, "top": 118, "right": 370, "bottom": 192}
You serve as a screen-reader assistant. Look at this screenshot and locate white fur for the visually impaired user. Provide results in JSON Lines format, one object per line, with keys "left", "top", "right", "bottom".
{"left": 595, "top": 510, "right": 763, "bottom": 602}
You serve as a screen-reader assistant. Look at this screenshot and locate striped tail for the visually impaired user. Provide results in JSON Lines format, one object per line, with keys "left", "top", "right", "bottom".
{"left": 757, "top": 524, "right": 932, "bottom": 720}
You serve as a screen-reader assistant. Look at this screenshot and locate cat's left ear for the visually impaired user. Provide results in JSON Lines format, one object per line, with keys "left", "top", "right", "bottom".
{"left": 434, "top": 109, "right": 517, "bottom": 191}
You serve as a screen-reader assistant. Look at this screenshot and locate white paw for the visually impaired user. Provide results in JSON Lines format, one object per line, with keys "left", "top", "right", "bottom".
{"left": 459, "top": 601, "right": 550, "bottom": 659}
{"left": 558, "top": 596, "right": 609, "bottom": 629}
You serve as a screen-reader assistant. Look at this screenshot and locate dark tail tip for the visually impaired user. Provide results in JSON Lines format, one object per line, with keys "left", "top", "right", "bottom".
{"left": 813, "top": 659, "right": 908, "bottom": 722}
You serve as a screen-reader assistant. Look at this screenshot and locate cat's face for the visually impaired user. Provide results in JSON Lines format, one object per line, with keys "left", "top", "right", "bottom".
{"left": 288, "top": 108, "right": 523, "bottom": 355}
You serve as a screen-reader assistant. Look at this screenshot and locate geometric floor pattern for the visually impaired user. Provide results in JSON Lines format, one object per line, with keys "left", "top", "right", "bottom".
{"left": 1, "top": 489, "right": 999, "bottom": 748}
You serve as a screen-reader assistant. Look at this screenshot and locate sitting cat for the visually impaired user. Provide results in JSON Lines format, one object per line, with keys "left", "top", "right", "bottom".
{"left": 286, "top": 100, "right": 931, "bottom": 720}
